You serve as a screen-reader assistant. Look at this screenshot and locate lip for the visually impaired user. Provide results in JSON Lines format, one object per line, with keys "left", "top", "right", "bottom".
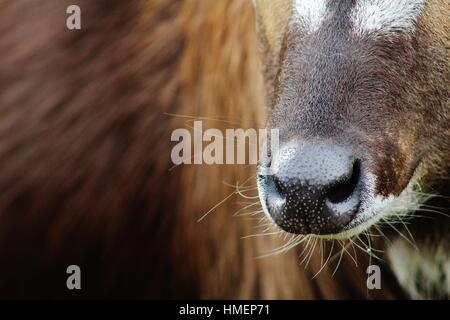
{"left": 315, "top": 214, "right": 384, "bottom": 240}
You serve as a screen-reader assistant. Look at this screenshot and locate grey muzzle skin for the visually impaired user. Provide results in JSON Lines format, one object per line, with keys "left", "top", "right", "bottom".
{"left": 258, "top": 143, "right": 362, "bottom": 235}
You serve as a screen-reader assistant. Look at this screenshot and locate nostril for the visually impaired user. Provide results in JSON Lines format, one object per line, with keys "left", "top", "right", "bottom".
{"left": 327, "top": 160, "right": 361, "bottom": 204}
{"left": 272, "top": 176, "right": 284, "bottom": 194}
{"left": 262, "top": 174, "right": 286, "bottom": 211}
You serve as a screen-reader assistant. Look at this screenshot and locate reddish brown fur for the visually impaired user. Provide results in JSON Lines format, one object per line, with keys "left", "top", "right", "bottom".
{"left": 0, "top": 0, "right": 415, "bottom": 298}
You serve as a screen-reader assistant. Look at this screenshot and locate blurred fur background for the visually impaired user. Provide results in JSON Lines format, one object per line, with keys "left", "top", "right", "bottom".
{"left": 0, "top": 0, "right": 409, "bottom": 298}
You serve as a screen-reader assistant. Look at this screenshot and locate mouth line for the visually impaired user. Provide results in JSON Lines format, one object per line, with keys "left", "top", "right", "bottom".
{"left": 314, "top": 214, "right": 384, "bottom": 240}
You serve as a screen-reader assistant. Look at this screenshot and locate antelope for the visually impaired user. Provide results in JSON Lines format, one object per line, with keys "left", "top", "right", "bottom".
{"left": 254, "top": 0, "right": 449, "bottom": 299}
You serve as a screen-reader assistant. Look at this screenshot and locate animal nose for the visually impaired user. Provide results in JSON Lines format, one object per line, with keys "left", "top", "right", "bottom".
{"left": 258, "top": 143, "right": 362, "bottom": 235}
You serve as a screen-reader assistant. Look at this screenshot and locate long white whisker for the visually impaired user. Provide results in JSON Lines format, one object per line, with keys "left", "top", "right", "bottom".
{"left": 197, "top": 191, "right": 235, "bottom": 222}
{"left": 332, "top": 240, "right": 345, "bottom": 277}
{"left": 313, "top": 240, "right": 334, "bottom": 279}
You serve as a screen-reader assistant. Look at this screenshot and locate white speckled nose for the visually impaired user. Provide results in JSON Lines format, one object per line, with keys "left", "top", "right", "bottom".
{"left": 259, "top": 142, "right": 362, "bottom": 235}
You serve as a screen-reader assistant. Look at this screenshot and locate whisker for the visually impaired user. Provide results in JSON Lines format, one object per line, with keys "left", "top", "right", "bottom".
{"left": 235, "top": 209, "right": 264, "bottom": 217}
{"left": 304, "top": 238, "right": 318, "bottom": 269}
{"left": 349, "top": 239, "right": 359, "bottom": 266}
{"left": 332, "top": 240, "right": 345, "bottom": 277}
{"left": 382, "top": 218, "right": 418, "bottom": 250}
{"left": 354, "top": 235, "right": 383, "bottom": 262}
{"left": 197, "top": 191, "right": 235, "bottom": 222}
{"left": 241, "top": 231, "right": 283, "bottom": 239}
{"left": 235, "top": 182, "right": 260, "bottom": 199}
{"left": 416, "top": 208, "right": 450, "bottom": 218}
{"left": 298, "top": 237, "right": 313, "bottom": 264}
{"left": 257, "top": 234, "right": 309, "bottom": 259}
{"left": 233, "top": 201, "right": 261, "bottom": 216}
{"left": 374, "top": 225, "right": 391, "bottom": 245}
{"left": 313, "top": 240, "right": 335, "bottom": 279}
{"left": 338, "top": 240, "right": 358, "bottom": 266}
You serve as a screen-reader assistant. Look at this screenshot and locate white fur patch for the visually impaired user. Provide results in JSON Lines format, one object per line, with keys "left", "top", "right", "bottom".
{"left": 388, "top": 238, "right": 450, "bottom": 299}
{"left": 351, "top": 0, "right": 426, "bottom": 35}
{"left": 292, "top": 0, "right": 329, "bottom": 33}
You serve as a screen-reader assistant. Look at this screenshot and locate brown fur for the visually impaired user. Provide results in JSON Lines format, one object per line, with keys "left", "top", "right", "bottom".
{"left": 1, "top": 0, "right": 440, "bottom": 299}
